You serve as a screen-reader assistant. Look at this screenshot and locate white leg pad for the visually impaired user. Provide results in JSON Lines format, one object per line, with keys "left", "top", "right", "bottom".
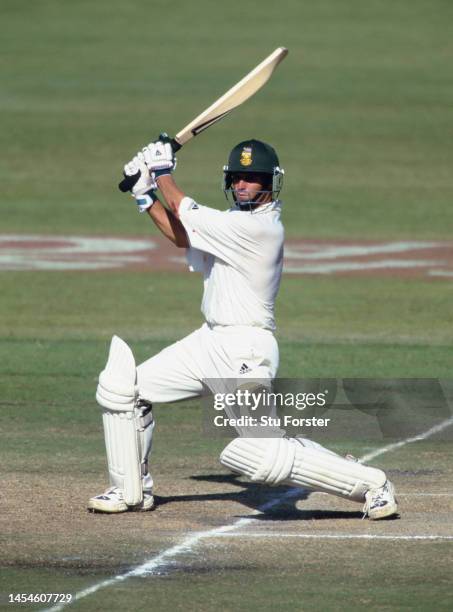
{"left": 95, "top": 336, "right": 148, "bottom": 506}
{"left": 220, "top": 437, "right": 386, "bottom": 502}
{"left": 220, "top": 436, "right": 296, "bottom": 484}
{"left": 96, "top": 335, "right": 137, "bottom": 411}
{"left": 101, "top": 410, "right": 141, "bottom": 504}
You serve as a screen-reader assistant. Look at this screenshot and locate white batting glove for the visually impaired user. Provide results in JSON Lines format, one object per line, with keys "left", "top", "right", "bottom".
{"left": 124, "top": 153, "right": 157, "bottom": 194}
{"left": 124, "top": 153, "right": 158, "bottom": 212}
{"left": 142, "top": 141, "right": 176, "bottom": 177}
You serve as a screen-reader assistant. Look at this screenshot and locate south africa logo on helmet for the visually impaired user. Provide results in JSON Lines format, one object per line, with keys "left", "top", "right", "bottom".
{"left": 240, "top": 146, "right": 253, "bottom": 167}
{"left": 227, "top": 139, "right": 280, "bottom": 174}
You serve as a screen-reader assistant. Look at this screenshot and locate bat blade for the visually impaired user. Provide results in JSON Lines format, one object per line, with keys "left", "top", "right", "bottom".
{"left": 118, "top": 47, "right": 288, "bottom": 192}
{"left": 173, "top": 46, "right": 288, "bottom": 147}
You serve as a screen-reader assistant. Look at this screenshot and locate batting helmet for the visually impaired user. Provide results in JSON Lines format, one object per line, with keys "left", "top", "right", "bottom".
{"left": 222, "top": 139, "right": 284, "bottom": 202}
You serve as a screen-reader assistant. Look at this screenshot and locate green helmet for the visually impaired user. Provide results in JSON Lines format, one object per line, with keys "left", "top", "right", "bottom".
{"left": 223, "top": 139, "right": 284, "bottom": 202}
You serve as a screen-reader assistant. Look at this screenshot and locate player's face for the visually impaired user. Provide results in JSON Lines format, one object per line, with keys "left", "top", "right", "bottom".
{"left": 232, "top": 172, "right": 272, "bottom": 204}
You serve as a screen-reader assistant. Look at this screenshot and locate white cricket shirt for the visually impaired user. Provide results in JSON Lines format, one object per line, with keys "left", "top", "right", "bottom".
{"left": 179, "top": 196, "right": 284, "bottom": 331}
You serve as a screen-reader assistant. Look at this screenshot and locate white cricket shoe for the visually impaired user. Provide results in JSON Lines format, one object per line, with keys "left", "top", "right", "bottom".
{"left": 87, "top": 486, "right": 154, "bottom": 513}
{"left": 363, "top": 480, "right": 398, "bottom": 520}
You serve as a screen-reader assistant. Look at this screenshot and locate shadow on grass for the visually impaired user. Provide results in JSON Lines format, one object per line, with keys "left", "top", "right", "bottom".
{"left": 153, "top": 473, "right": 365, "bottom": 521}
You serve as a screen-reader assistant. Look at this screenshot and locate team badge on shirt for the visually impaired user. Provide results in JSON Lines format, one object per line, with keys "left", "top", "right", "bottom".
{"left": 240, "top": 147, "right": 253, "bottom": 167}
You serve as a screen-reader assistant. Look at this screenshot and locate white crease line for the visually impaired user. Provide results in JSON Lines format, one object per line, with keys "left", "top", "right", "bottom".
{"left": 208, "top": 533, "right": 453, "bottom": 541}
{"left": 397, "top": 493, "right": 453, "bottom": 497}
{"left": 360, "top": 415, "right": 453, "bottom": 462}
{"left": 42, "top": 415, "right": 453, "bottom": 611}
{"left": 303, "top": 491, "right": 453, "bottom": 497}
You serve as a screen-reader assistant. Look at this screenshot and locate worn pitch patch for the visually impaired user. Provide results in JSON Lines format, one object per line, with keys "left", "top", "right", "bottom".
{"left": 41, "top": 415, "right": 453, "bottom": 612}
{"left": 1, "top": 234, "right": 453, "bottom": 279}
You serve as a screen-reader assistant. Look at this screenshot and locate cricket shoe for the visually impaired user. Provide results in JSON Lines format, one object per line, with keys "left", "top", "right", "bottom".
{"left": 363, "top": 480, "right": 398, "bottom": 520}
{"left": 87, "top": 486, "right": 154, "bottom": 513}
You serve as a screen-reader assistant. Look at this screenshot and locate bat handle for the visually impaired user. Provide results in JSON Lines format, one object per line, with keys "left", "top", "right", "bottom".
{"left": 118, "top": 136, "right": 181, "bottom": 192}
{"left": 169, "top": 138, "right": 181, "bottom": 152}
{"left": 118, "top": 173, "right": 140, "bottom": 193}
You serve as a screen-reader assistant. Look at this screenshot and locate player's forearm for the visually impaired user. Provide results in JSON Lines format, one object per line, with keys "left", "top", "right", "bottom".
{"left": 147, "top": 199, "right": 189, "bottom": 248}
{"left": 156, "top": 175, "right": 186, "bottom": 216}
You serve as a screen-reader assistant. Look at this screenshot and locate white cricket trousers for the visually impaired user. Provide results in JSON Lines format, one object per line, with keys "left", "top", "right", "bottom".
{"left": 136, "top": 323, "right": 279, "bottom": 403}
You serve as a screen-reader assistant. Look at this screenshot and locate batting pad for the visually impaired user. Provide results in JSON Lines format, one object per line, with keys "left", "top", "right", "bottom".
{"left": 95, "top": 335, "right": 143, "bottom": 505}
{"left": 220, "top": 437, "right": 386, "bottom": 502}
{"left": 96, "top": 335, "right": 137, "bottom": 412}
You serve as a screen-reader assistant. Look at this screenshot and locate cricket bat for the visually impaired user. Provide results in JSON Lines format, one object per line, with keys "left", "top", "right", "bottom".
{"left": 119, "top": 47, "right": 288, "bottom": 192}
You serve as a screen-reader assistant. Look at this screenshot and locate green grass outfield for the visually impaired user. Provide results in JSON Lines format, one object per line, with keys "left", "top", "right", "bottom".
{"left": 2, "top": 0, "right": 453, "bottom": 238}
{"left": 1, "top": 1, "right": 453, "bottom": 610}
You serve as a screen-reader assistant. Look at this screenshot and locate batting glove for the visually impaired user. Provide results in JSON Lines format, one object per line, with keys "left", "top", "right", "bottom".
{"left": 142, "top": 140, "right": 176, "bottom": 178}
{"left": 124, "top": 154, "right": 158, "bottom": 213}
{"left": 134, "top": 190, "right": 158, "bottom": 213}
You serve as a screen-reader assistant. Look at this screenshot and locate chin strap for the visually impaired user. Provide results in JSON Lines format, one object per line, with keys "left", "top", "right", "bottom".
{"left": 236, "top": 200, "right": 263, "bottom": 211}
{"left": 224, "top": 188, "right": 275, "bottom": 209}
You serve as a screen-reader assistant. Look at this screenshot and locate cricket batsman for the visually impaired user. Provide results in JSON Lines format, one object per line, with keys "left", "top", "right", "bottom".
{"left": 88, "top": 137, "right": 398, "bottom": 520}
